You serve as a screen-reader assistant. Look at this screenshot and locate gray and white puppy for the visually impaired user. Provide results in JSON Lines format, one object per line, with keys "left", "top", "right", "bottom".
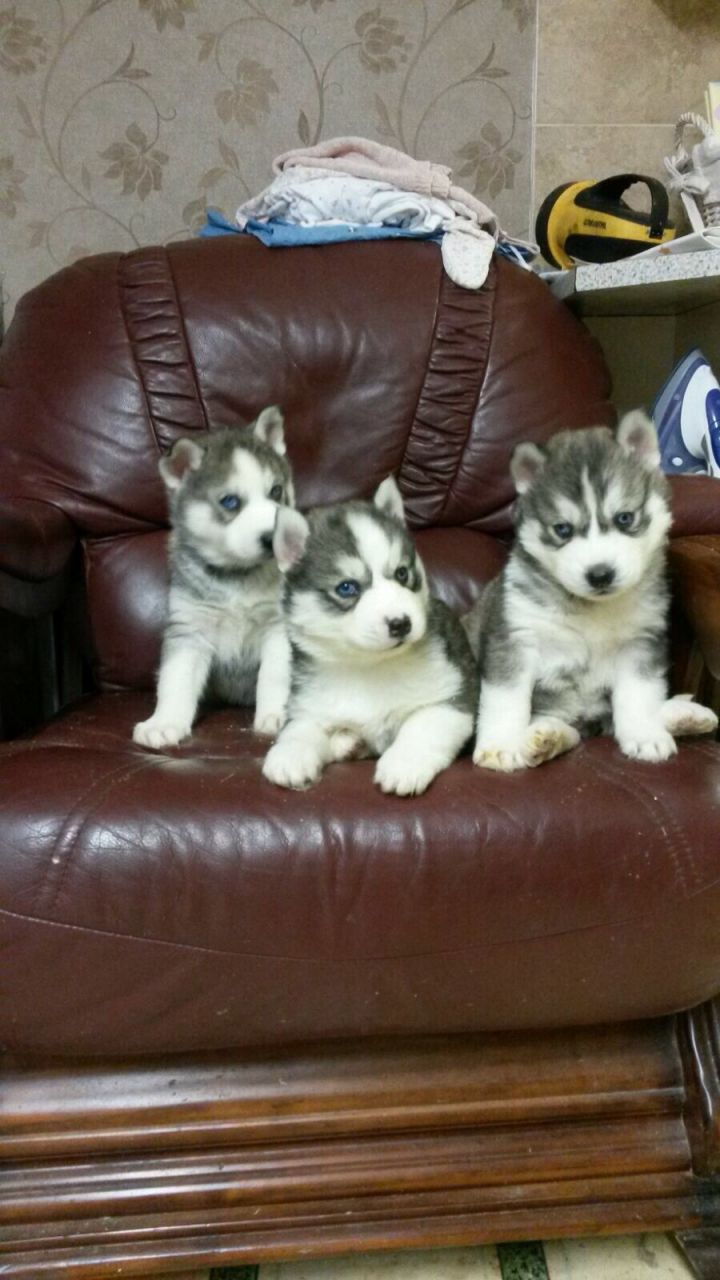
{"left": 262, "top": 476, "right": 478, "bottom": 796}
{"left": 133, "top": 406, "right": 294, "bottom": 750}
{"left": 466, "top": 411, "right": 718, "bottom": 771}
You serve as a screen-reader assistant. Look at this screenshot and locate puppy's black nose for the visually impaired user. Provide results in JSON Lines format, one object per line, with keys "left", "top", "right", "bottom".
{"left": 586, "top": 564, "right": 615, "bottom": 590}
{"left": 260, "top": 532, "right": 274, "bottom": 553}
{"left": 387, "top": 614, "right": 411, "bottom": 639}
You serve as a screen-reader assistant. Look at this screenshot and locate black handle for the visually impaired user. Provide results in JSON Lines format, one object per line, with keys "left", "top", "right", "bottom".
{"left": 589, "top": 173, "right": 670, "bottom": 239}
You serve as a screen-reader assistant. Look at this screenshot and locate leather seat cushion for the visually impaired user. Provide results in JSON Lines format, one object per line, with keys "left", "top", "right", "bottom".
{"left": 2, "top": 690, "right": 719, "bottom": 1057}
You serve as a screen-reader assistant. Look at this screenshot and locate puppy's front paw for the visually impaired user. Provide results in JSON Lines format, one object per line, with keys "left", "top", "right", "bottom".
{"left": 525, "top": 717, "right": 580, "bottom": 767}
{"left": 472, "top": 740, "right": 528, "bottom": 772}
{"left": 618, "top": 728, "right": 677, "bottom": 763}
{"left": 253, "top": 707, "right": 285, "bottom": 737}
{"left": 374, "top": 748, "right": 437, "bottom": 796}
{"left": 663, "top": 695, "right": 719, "bottom": 738}
{"left": 262, "top": 741, "right": 322, "bottom": 790}
{"left": 133, "top": 717, "right": 190, "bottom": 750}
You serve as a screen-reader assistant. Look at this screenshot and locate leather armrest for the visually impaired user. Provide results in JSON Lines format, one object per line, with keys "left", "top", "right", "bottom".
{"left": 0, "top": 500, "right": 76, "bottom": 618}
{"left": 670, "top": 535, "right": 720, "bottom": 680}
{"left": 670, "top": 476, "right": 720, "bottom": 538}
{"left": 0, "top": 499, "right": 76, "bottom": 582}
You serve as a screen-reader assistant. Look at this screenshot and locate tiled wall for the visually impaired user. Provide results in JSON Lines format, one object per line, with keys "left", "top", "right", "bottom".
{"left": 534, "top": 0, "right": 720, "bottom": 221}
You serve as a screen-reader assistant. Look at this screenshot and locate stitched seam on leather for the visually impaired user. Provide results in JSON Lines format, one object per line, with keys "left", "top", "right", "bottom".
{"left": 7, "top": 856, "right": 720, "bottom": 959}
{"left": 163, "top": 246, "right": 211, "bottom": 435}
{"left": 588, "top": 754, "right": 697, "bottom": 895}
{"left": 31, "top": 759, "right": 158, "bottom": 916}
{"left": 0, "top": 900, "right": 682, "bottom": 961}
{"left": 117, "top": 252, "right": 162, "bottom": 455}
{"left": 436, "top": 266, "right": 497, "bottom": 524}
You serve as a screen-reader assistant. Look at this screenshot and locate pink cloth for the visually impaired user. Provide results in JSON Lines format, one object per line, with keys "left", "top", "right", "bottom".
{"left": 273, "top": 135, "right": 500, "bottom": 237}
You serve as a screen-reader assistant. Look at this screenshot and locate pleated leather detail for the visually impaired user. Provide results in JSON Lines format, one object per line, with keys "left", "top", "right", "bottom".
{"left": 118, "top": 247, "right": 209, "bottom": 453}
{"left": 399, "top": 262, "right": 496, "bottom": 528}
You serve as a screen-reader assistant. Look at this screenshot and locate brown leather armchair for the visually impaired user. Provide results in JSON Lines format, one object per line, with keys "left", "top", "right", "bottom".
{"left": 1, "top": 238, "right": 720, "bottom": 1278}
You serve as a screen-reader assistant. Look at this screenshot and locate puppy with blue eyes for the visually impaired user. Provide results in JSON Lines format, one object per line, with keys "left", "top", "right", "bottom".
{"left": 262, "top": 476, "right": 478, "bottom": 795}
{"left": 133, "top": 407, "right": 295, "bottom": 750}
{"left": 464, "top": 411, "right": 718, "bottom": 771}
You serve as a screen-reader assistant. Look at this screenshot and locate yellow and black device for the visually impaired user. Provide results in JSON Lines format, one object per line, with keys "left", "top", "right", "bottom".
{"left": 535, "top": 173, "right": 675, "bottom": 269}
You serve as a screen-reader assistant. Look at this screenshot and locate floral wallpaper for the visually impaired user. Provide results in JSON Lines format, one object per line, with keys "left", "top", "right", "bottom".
{"left": 0, "top": 0, "right": 536, "bottom": 324}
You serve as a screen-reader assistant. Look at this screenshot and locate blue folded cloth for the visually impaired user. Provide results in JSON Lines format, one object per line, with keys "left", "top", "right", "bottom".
{"left": 196, "top": 209, "right": 532, "bottom": 271}
{"left": 199, "top": 209, "right": 240, "bottom": 237}
{"left": 199, "top": 209, "right": 442, "bottom": 247}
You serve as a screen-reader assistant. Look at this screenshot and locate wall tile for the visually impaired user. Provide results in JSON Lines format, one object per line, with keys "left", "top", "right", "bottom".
{"left": 537, "top": 0, "right": 720, "bottom": 125}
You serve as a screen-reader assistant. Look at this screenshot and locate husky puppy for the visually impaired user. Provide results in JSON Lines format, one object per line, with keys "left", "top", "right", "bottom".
{"left": 466, "top": 411, "right": 718, "bottom": 771}
{"left": 262, "top": 477, "right": 477, "bottom": 795}
{"left": 133, "top": 406, "right": 294, "bottom": 749}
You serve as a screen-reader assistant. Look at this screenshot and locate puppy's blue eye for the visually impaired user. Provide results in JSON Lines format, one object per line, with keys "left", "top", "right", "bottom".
{"left": 219, "top": 494, "right": 240, "bottom": 512}
{"left": 614, "top": 510, "right": 634, "bottom": 530}
{"left": 270, "top": 483, "right": 283, "bottom": 502}
{"left": 395, "top": 565, "right": 409, "bottom": 585}
{"left": 335, "top": 580, "right": 360, "bottom": 599}
{"left": 552, "top": 521, "right": 574, "bottom": 541}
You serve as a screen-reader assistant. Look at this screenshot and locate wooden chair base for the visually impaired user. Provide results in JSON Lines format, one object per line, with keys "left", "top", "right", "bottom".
{"left": 2, "top": 1007, "right": 720, "bottom": 1277}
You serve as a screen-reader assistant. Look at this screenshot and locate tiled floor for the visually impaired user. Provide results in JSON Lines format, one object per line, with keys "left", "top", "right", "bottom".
{"left": 147, "top": 1234, "right": 697, "bottom": 1279}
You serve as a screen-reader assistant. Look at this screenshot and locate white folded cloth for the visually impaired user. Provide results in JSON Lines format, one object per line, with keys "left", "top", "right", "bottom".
{"left": 235, "top": 165, "right": 498, "bottom": 289}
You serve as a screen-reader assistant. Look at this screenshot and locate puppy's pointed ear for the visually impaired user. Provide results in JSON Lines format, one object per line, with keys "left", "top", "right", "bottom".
{"left": 159, "top": 437, "right": 206, "bottom": 491}
{"left": 617, "top": 410, "right": 660, "bottom": 471}
{"left": 511, "top": 442, "right": 545, "bottom": 494}
{"left": 274, "top": 507, "right": 309, "bottom": 573}
{"left": 373, "top": 475, "right": 405, "bottom": 522}
{"left": 253, "top": 405, "right": 286, "bottom": 456}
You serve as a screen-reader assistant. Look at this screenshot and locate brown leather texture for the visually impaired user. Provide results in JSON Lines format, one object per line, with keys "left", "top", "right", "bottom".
{"left": 0, "top": 500, "right": 75, "bottom": 582}
{"left": 2, "top": 691, "right": 720, "bottom": 1056}
{"left": 1, "top": 239, "right": 610, "bottom": 537}
{"left": 1, "top": 237, "right": 720, "bottom": 1058}
{"left": 671, "top": 536, "right": 720, "bottom": 680}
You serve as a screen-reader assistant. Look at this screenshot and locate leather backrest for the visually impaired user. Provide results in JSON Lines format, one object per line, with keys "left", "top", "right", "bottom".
{"left": 0, "top": 237, "right": 612, "bottom": 686}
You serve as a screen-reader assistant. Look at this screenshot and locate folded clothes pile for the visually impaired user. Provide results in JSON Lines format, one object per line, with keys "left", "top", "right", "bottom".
{"left": 199, "top": 135, "right": 535, "bottom": 289}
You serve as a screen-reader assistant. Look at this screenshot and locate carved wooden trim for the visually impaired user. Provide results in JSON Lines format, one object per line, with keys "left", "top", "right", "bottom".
{"left": 1, "top": 1018, "right": 719, "bottom": 1275}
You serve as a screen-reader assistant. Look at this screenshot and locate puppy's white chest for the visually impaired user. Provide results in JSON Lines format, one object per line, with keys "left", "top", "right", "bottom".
{"left": 214, "top": 592, "right": 279, "bottom": 662}
{"left": 297, "top": 640, "right": 459, "bottom": 749}
{"left": 171, "top": 581, "right": 280, "bottom": 666}
{"left": 523, "top": 593, "right": 660, "bottom": 695}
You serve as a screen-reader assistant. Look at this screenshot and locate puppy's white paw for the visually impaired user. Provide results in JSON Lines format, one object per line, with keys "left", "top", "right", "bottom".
{"left": 662, "top": 695, "right": 718, "bottom": 738}
{"left": 525, "top": 717, "right": 580, "bottom": 767}
{"left": 253, "top": 707, "right": 285, "bottom": 737}
{"left": 133, "top": 717, "right": 190, "bottom": 749}
{"left": 472, "top": 740, "right": 529, "bottom": 772}
{"left": 618, "top": 728, "right": 677, "bottom": 763}
{"left": 262, "top": 741, "right": 322, "bottom": 790}
{"left": 375, "top": 748, "right": 438, "bottom": 796}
